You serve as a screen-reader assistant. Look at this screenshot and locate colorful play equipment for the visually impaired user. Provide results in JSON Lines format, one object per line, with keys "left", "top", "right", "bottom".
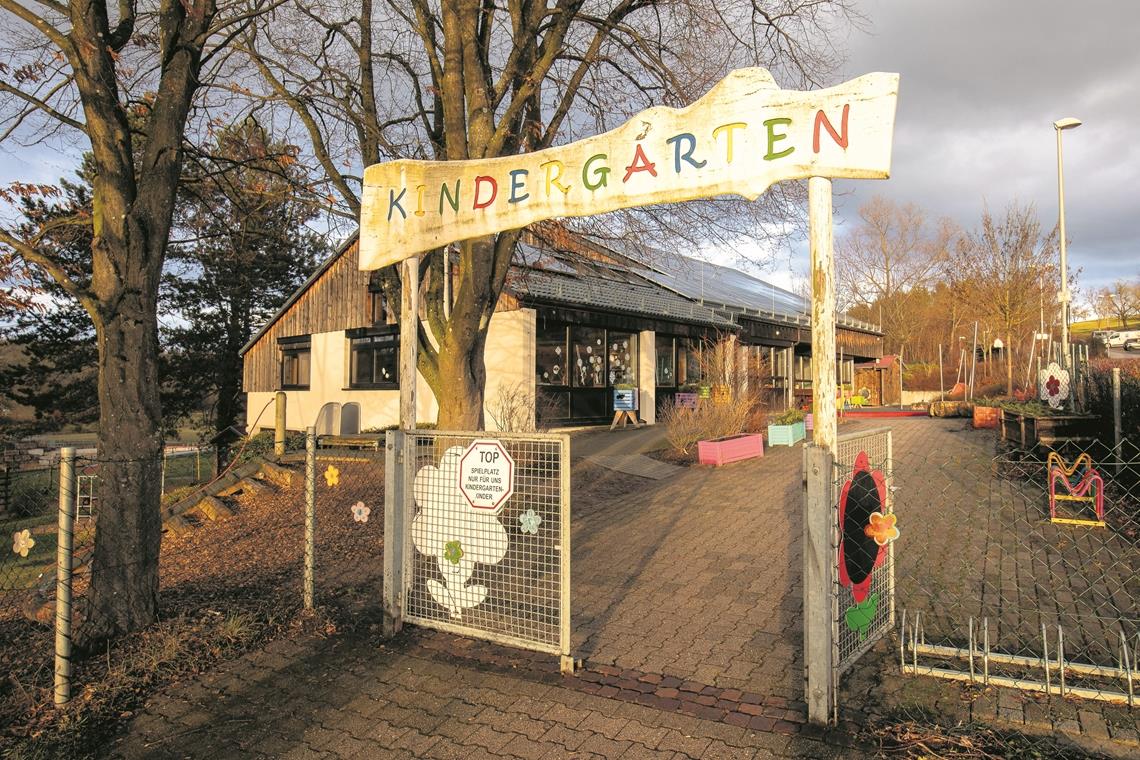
{"left": 1047, "top": 452, "right": 1105, "bottom": 527}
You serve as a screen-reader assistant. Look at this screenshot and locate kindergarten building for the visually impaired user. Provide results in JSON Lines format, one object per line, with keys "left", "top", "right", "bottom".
{"left": 240, "top": 228, "right": 884, "bottom": 433}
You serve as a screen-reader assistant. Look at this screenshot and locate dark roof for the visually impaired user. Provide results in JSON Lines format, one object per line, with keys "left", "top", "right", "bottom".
{"left": 509, "top": 268, "right": 737, "bottom": 329}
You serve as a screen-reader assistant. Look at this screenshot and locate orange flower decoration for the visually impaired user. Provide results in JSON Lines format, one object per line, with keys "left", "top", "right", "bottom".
{"left": 864, "top": 511, "right": 899, "bottom": 547}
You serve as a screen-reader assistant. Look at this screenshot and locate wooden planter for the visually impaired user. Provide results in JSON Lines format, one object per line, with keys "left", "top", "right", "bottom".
{"left": 767, "top": 421, "right": 806, "bottom": 446}
{"left": 972, "top": 405, "right": 1000, "bottom": 429}
{"left": 698, "top": 433, "right": 764, "bottom": 466}
{"left": 1000, "top": 409, "right": 1104, "bottom": 448}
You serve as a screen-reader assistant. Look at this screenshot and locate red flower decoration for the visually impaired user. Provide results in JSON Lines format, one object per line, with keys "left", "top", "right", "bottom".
{"left": 1046, "top": 375, "right": 1060, "bottom": 396}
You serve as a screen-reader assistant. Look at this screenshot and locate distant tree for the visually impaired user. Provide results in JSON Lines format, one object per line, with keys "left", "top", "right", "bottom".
{"left": 162, "top": 119, "right": 326, "bottom": 460}
{"left": 836, "top": 196, "right": 956, "bottom": 356}
{"left": 1094, "top": 279, "right": 1140, "bottom": 328}
{"left": 0, "top": 175, "right": 98, "bottom": 431}
{"left": 949, "top": 203, "right": 1058, "bottom": 396}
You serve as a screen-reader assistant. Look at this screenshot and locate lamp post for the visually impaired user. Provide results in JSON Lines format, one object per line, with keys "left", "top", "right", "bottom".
{"left": 1054, "top": 117, "right": 1081, "bottom": 370}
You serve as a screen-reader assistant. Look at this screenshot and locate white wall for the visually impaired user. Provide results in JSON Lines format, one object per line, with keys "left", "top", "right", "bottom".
{"left": 246, "top": 308, "right": 536, "bottom": 433}
{"left": 638, "top": 330, "right": 656, "bottom": 424}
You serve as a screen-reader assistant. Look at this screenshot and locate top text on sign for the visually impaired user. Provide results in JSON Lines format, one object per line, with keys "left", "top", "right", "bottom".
{"left": 359, "top": 67, "right": 898, "bottom": 270}
{"left": 458, "top": 440, "right": 515, "bottom": 514}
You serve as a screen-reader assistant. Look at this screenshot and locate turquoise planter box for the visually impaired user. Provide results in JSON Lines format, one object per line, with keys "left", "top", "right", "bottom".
{"left": 767, "top": 421, "right": 806, "bottom": 446}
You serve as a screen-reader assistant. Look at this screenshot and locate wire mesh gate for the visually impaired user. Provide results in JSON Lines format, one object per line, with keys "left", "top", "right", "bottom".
{"left": 834, "top": 427, "right": 895, "bottom": 677}
{"left": 385, "top": 429, "right": 571, "bottom": 664}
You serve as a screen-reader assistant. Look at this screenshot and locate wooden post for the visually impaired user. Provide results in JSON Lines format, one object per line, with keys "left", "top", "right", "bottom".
{"left": 303, "top": 427, "right": 316, "bottom": 609}
{"left": 1113, "top": 368, "right": 1122, "bottom": 475}
{"left": 399, "top": 256, "right": 420, "bottom": 430}
{"left": 804, "top": 445, "right": 836, "bottom": 725}
{"left": 784, "top": 346, "right": 794, "bottom": 410}
{"left": 804, "top": 176, "right": 837, "bottom": 726}
{"left": 383, "top": 429, "right": 406, "bottom": 636}
{"left": 274, "top": 390, "right": 287, "bottom": 457}
{"left": 938, "top": 344, "right": 944, "bottom": 401}
{"left": 809, "top": 177, "right": 837, "bottom": 452}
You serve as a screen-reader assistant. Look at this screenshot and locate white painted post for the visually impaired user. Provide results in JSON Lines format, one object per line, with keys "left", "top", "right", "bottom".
{"left": 399, "top": 256, "right": 420, "bottom": 430}
{"left": 559, "top": 434, "right": 574, "bottom": 674}
{"left": 939, "top": 344, "right": 944, "bottom": 401}
{"left": 304, "top": 427, "right": 316, "bottom": 609}
{"left": 54, "top": 447, "right": 76, "bottom": 706}
{"left": 383, "top": 429, "right": 406, "bottom": 636}
{"left": 804, "top": 176, "right": 837, "bottom": 726}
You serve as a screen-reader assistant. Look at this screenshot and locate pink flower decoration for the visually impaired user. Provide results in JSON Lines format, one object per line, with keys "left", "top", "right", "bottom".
{"left": 351, "top": 501, "right": 370, "bottom": 523}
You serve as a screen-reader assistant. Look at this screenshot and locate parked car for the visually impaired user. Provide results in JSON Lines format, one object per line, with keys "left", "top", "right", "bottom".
{"left": 1106, "top": 329, "right": 1140, "bottom": 348}
{"left": 1125, "top": 337, "right": 1140, "bottom": 352}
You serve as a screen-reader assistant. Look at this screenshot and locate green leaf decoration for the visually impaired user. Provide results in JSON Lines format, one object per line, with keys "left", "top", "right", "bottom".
{"left": 443, "top": 540, "right": 464, "bottom": 565}
{"left": 844, "top": 593, "right": 880, "bottom": 641}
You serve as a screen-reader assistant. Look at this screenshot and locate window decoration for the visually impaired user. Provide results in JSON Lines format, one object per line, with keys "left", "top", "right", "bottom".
{"left": 656, "top": 338, "right": 676, "bottom": 386}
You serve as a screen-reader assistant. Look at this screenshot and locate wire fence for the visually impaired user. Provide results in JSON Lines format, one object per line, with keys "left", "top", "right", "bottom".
{"left": 0, "top": 433, "right": 385, "bottom": 753}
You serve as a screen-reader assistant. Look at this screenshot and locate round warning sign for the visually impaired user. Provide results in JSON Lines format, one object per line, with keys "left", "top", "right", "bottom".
{"left": 457, "top": 439, "right": 516, "bottom": 513}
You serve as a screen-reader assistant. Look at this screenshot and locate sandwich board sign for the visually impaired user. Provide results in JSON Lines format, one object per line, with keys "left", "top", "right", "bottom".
{"left": 457, "top": 439, "right": 515, "bottom": 514}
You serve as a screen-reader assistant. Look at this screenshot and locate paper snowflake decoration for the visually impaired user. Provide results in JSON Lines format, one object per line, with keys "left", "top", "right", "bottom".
{"left": 518, "top": 509, "right": 542, "bottom": 535}
{"left": 351, "top": 501, "right": 370, "bottom": 523}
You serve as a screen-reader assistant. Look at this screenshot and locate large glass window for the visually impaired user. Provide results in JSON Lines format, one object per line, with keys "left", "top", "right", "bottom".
{"left": 570, "top": 327, "right": 606, "bottom": 387}
{"left": 656, "top": 337, "right": 676, "bottom": 386}
{"left": 349, "top": 331, "right": 398, "bottom": 388}
{"left": 280, "top": 338, "right": 311, "bottom": 389}
{"left": 536, "top": 323, "right": 568, "bottom": 386}
{"left": 608, "top": 332, "right": 637, "bottom": 386}
{"left": 678, "top": 339, "right": 702, "bottom": 386}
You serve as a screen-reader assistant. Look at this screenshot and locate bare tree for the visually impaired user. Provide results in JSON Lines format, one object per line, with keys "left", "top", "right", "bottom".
{"left": 0, "top": 0, "right": 278, "bottom": 640}
{"left": 949, "top": 202, "right": 1058, "bottom": 396}
{"left": 241, "top": 0, "right": 860, "bottom": 429}
{"left": 836, "top": 195, "right": 956, "bottom": 355}
{"left": 1094, "top": 279, "right": 1140, "bottom": 328}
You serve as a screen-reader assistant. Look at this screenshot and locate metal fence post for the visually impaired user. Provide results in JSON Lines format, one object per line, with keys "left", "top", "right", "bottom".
{"left": 54, "top": 447, "right": 76, "bottom": 706}
{"left": 304, "top": 426, "right": 316, "bottom": 609}
{"left": 804, "top": 444, "right": 836, "bottom": 725}
{"left": 383, "top": 429, "right": 406, "bottom": 636}
{"left": 1113, "top": 368, "right": 1122, "bottom": 474}
{"left": 559, "top": 434, "right": 574, "bottom": 674}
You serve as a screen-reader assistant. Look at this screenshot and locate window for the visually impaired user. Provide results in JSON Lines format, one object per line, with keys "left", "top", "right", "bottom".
{"left": 570, "top": 327, "right": 606, "bottom": 387}
{"left": 348, "top": 329, "right": 398, "bottom": 388}
{"left": 608, "top": 332, "right": 637, "bottom": 386}
{"left": 536, "top": 323, "right": 568, "bottom": 386}
{"left": 280, "top": 337, "right": 311, "bottom": 390}
{"left": 656, "top": 337, "right": 676, "bottom": 386}
{"left": 678, "top": 339, "right": 702, "bottom": 386}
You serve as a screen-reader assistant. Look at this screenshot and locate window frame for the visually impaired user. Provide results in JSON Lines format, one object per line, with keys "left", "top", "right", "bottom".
{"left": 279, "top": 336, "right": 312, "bottom": 390}
{"left": 346, "top": 326, "right": 400, "bottom": 389}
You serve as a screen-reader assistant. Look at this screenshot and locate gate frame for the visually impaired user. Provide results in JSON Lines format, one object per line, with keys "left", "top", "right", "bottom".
{"left": 383, "top": 428, "right": 574, "bottom": 673}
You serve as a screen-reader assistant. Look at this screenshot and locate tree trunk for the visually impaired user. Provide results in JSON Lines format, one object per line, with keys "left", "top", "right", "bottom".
{"left": 434, "top": 323, "right": 489, "bottom": 430}
{"left": 84, "top": 286, "right": 165, "bottom": 643}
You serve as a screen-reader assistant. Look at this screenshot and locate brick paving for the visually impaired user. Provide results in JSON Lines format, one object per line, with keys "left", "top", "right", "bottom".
{"left": 109, "top": 416, "right": 1139, "bottom": 757}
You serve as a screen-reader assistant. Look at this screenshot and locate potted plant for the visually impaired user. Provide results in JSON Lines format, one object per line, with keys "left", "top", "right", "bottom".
{"left": 613, "top": 383, "right": 638, "bottom": 412}
{"left": 768, "top": 408, "right": 806, "bottom": 446}
{"left": 971, "top": 397, "right": 1001, "bottom": 429}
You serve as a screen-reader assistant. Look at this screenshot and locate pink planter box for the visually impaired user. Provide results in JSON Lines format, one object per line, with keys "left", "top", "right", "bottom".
{"left": 698, "top": 433, "right": 764, "bottom": 466}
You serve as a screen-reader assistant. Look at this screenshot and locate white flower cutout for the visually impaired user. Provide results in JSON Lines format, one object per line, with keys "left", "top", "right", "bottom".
{"left": 12, "top": 529, "right": 35, "bottom": 558}
{"left": 351, "top": 501, "right": 370, "bottom": 523}
{"left": 519, "top": 509, "right": 542, "bottom": 535}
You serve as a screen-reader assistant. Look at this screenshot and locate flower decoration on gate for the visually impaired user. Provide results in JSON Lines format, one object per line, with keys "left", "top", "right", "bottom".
{"left": 864, "top": 511, "right": 899, "bottom": 547}
{"left": 410, "top": 447, "right": 509, "bottom": 619}
{"left": 324, "top": 464, "right": 340, "bottom": 487}
{"left": 351, "top": 501, "right": 370, "bottom": 523}
{"left": 1037, "top": 361, "right": 1069, "bottom": 410}
{"left": 12, "top": 529, "right": 35, "bottom": 558}
{"left": 838, "top": 451, "right": 897, "bottom": 640}
{"left": 518, "top": 509, "right": 542, "bottom": 535}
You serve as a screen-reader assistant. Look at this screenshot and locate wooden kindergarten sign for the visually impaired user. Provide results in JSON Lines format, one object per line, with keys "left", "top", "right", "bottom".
{"left": 359, "top": 67, "right": 898, "bottom": 270}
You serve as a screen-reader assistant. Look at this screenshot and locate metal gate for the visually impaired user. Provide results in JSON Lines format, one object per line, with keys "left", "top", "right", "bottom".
{"left": 384, "top": 429, "right": 571, "bottom": 665}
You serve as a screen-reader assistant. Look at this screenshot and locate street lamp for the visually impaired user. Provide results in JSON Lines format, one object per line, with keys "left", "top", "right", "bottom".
{"left": 1054, "top": 116, "right": 1081, "bottom": 370}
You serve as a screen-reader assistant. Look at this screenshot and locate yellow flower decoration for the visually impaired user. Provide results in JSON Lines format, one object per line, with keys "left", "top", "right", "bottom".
{"left": 12, "top": 529, "right": 35, "bottom": 558}
{"left": 864, "top": 511, "right": 899, "bottom": 547}
{"left": 324, "top": 464, "right": 340, "bottom": 487}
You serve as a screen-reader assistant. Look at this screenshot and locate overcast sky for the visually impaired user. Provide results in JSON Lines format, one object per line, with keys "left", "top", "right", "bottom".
{"left": 4, "top": 1, "right": 1136, "bottom": 303}
{"left": 741, "top": 0, "right": 1139, "bottom": 299}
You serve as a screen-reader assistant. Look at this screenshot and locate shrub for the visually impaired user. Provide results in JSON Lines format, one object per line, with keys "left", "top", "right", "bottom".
{"left": 660, "top": 387, "right": 766, "bottom": 454}
{"left": 1087, "top": 359, "right": 1140, "bottom": 439}
{"left": 773, "top": 408, "right": 805, "bottom": 426}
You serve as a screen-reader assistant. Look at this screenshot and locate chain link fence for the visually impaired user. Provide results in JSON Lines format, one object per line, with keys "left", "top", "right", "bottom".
{"left": 0, "top": 432, "right": 386, "bottom": 755}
